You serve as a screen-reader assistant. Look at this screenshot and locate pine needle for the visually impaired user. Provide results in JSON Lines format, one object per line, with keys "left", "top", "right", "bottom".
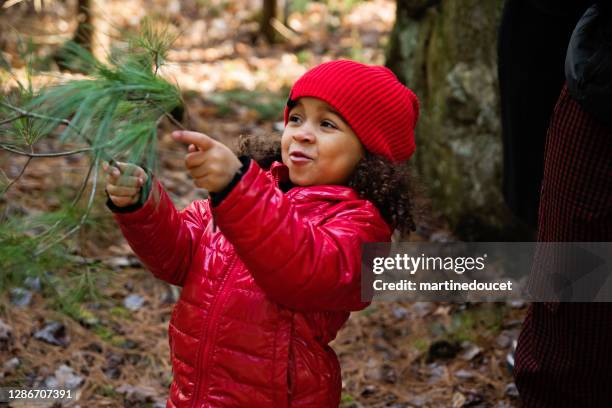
{"left": 5, "top": 19, "right": 183, "bottom": 170}
{"left": 0, "top": 18, "right": 183, "bottom": 254}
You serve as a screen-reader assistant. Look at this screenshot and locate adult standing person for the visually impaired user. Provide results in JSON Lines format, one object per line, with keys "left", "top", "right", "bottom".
{"left": 514, "top": 3, "right": 612, "bottom": 406}
{"left": 497, "top": 0, "right": 593, "bottom": 230}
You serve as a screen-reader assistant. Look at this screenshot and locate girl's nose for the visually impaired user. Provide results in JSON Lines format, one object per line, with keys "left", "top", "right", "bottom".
{"left": 293, "top": 131, "right": 315, "bottom": 143}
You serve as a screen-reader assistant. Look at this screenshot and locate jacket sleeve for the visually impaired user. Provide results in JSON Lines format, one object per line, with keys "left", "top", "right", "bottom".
{"left": 212, "top": 160, "right": 392, "bottom": 312}
{"left": 112, "top": 177, "right": 210, "bottom": 286}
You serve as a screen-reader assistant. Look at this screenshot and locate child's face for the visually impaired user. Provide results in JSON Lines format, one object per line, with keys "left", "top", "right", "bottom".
{"left": 281, "top": 97, "right": 364, "bottom": 186}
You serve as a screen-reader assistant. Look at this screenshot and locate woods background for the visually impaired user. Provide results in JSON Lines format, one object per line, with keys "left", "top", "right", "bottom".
{"left": 0, "top": 1, "right": 523, "bottom": 407}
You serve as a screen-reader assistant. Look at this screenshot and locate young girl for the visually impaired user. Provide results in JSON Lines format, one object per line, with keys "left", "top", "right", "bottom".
{"left": 104, "top": 60, "right": 419, "bottom": 408}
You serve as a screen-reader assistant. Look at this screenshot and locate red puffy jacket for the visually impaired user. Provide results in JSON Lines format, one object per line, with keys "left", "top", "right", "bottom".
{"left": 112, "top": 160, "right": 391, "bottom": 407}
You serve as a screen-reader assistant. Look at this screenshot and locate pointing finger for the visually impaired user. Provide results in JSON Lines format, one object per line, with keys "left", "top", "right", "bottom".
{"left": 172, "top": 130, "right": 215, "bottom": 151}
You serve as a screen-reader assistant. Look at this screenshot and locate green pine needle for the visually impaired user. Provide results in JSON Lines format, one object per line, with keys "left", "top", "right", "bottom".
{"left": 7, "top": 19, "right": 182, "bottom": 170}
{"left": 0, "top": 19, "right": 183, "bottom": 257}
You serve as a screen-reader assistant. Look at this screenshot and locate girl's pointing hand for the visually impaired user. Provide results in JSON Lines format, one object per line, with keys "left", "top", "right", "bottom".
{"left": 172, "top": 130, "right": 242, "bottom": 193}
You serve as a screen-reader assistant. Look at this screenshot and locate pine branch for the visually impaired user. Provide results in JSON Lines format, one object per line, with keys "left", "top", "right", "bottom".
{"left": 1, "top": 18, "right": 184, "bottom": 253}
{"left": 2, "top": 19, "right": 183, "bottom": 168}
{"left": 0, "top": 100, "right": 83, "bottom": 137}
{"left": 0, "top": 144, "right": 93, "bottom": 157}
{"left": 0, "top": 114, "right": 23, "bottom": 126}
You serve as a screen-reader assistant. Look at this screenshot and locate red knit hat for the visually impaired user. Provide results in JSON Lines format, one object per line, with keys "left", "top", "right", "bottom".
{"left": 284, "top": 60, "right": 419, "bottom": 162}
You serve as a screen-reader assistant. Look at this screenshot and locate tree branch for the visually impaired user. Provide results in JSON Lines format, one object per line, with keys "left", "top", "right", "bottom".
{"left": 1, "top": 150, "right": 33, "bottom": 195}
{"left": 0, "top": 100, "right": 84, "bottom": 136}
{"left": 0, "top": 143, "right": 94, "bottom": 157}
{"left": 0, "top": 101, "right": 121, "bottom": 166}
{"left": 0, "top": 113, "right": 24, "bottom": 126}
{"left": 164, "top": 110, "right": 185, "bottom": 129}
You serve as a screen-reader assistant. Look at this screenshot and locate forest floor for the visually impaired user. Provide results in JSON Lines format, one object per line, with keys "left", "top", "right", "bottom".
{"left": 0, "top": 0, "right": 524, "bottom": 406}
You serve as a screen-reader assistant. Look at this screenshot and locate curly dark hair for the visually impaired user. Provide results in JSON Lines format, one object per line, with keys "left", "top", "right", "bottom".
{"left": 238, "top": 134, "right": 420, "bottom": 235}
{"left": 347, "top": 152, "right": 419, "bottom": 235}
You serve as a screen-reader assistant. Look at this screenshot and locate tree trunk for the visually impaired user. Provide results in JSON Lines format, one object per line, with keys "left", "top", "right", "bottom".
{"left": 56, "top": 0, "right": 109, "bottom": 70}
{"left": 74, "top": 0, "right": 109, "bottom": 60}
{"left": 261, "top": 0, "right": 277, "bottom": 43}
{"left": 387, "top": 0, "right": 514, "bottom": 239}
{"left": 73, "top": 0, "right": 93, "bottom": 51}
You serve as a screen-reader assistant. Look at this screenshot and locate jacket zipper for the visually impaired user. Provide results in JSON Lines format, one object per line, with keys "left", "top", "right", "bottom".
{"left": 191, "top": 254, "right": 239, "bottom": 407}
{"left": 191, "top": 168, "right": 279, "bottom": 406}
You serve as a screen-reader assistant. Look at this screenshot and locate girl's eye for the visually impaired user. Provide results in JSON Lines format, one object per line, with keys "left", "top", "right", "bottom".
{"left": 289, "top": 115, "right": 302, "bottom": 124}
{"left": 321, "top": 120, "right": 338, "bottom": 129}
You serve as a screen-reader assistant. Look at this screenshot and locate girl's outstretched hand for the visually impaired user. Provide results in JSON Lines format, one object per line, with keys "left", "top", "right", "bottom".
{"left": 103, "top": 161, "right": 148, "bottom": 207}
{"left": 171, "top": 130, "right": 242, "bottom": 193}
